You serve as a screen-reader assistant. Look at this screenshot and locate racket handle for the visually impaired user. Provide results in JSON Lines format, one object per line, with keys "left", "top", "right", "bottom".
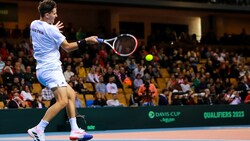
{"left": 96, "top": 38, "right": 104, "bottom": 43}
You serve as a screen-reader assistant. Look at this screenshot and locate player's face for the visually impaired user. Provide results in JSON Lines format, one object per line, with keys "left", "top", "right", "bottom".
{"left": 47, "top": 8, "right": 57, "bottom": 24}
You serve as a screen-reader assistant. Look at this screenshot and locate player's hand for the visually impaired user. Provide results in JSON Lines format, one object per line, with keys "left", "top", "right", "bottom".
{"left": 55, "top": 21, "right": 64, "bottom": 32}
{"left": 85, "top": 36, "right": 99, "bottom": 44}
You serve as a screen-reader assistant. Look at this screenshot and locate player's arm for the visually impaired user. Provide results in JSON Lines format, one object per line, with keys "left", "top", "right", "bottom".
{"left": 60, "top": 36, "right": 98, "bottom": 53}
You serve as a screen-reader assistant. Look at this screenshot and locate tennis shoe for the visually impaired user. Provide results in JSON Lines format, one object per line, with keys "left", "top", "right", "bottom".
{"left": 27, "top": 126, "right": 45, "bottom": 141}
{"left": 69, "top": 128, "right": 93, "bottom": 140}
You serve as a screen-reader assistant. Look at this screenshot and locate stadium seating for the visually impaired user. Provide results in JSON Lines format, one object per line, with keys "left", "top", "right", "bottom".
{"left": 160, "top": 68, "right": 169, "bottom": 78}
{"left": 0, "top": 102, "right": 4, "bottom": 109}
{"left": 32, "top": 83, "right": 42, "bottom": 94}
{"left": 85, "top": 83, "right": 94, "bottom": 92}
{"left": 43, "top": 101, "right": 51, "bottom": 108}
{"left": 157, "top": 78, "right": 166, "bottom": 89}
{"left": 77, "top": 94, "right": 86, "bottom": 107}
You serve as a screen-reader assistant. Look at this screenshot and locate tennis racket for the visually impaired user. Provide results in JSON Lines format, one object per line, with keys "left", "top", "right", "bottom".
{"left": 97, "top": 34, "right": 138, "bottom": 56}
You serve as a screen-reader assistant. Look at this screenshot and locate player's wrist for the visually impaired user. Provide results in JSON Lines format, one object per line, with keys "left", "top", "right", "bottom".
{"left": 77, "top": 39, "right": 87, "bottom": 48}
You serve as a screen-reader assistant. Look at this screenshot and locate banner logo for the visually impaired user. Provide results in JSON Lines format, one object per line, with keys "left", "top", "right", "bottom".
{"left": 148, "top": 111, "right": 181, "bottom": 123}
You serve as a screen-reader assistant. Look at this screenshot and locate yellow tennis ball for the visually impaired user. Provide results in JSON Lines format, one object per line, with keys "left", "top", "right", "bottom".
{"left": 145, "top": 54, "right": 153, "bottom": 61}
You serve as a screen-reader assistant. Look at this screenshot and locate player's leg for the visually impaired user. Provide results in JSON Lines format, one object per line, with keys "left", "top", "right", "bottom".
{"left": 43, "top": 86, "right": 69, "bottom": 121}
{"left": 28, "top": 86, "right": 68, "bottom": 141}
{"left": 66, "top": 84, "right": 93, "bottom": 140}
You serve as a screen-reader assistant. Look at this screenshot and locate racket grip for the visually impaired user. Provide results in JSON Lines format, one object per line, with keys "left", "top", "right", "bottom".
{"left": 96, "top": 38, "right": 104, "bottom": 43}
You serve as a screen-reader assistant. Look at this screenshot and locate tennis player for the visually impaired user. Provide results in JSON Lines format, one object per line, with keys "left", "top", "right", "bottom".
{"left": 27, "top": 0, "right": 97, "bottom": 140}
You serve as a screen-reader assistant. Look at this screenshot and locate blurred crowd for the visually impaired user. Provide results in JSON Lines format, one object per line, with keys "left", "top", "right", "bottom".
{"left": 0, "top": 23, "right": 250, "bottom": 109}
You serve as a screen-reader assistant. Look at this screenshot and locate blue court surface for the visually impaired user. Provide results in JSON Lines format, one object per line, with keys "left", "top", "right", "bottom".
{"left": 0, "top": 126, "right": 249, "bottom": 141}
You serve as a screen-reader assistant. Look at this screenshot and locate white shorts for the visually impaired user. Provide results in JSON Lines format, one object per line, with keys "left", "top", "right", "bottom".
{"left": 36, "top": 66, "right": 68, "bottom": 89}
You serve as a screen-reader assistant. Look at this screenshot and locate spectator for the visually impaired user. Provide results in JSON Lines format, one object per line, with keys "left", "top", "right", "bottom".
{"left": 75, "top": 77, "right": 91, "bottom": 95}
{"left": 41, "top": 87, "right": 54, "bottom": 101}
{"left": 8, "top": 92, "right": 26, "bottom": 108}
{"left": 92, "top": 54, "right": 105, "bottom": 68}
{"left": 229, "top": 90, "right": 241, "bottom": 105}
{"left": 106, "top": 94, "right": 123, "bottom": 107}
{"left": 244, "top": 91, "right": 250, "bottom": 104}
{"left": 194, "top": 88, "right": 213, "bottom": 105}
{"left": 196, "top": 77, "right": 208, "bottom": 93}
{"left": 128, "top": 58, "right": 137, "bottom": 72}
{"left": 144, "top": 65, "right": 156, "bottom": 82}
{"left": 24, "top": 66, "right": 35, "bottom": 87}
{"left": 188, "top": 51, "right": 199, "bottom": 73}
{"left": 237, "top": 75, "right": 249, "bottom": 102}
{"left": 138, "top": 78, "right": 158, "bottom": 106}
{"left": 95, "top": 65, "right": 105, "bottom": 78}
{"left": 95, "top": 76, "right": 107, "bottom": 96}
{"left": 113, "top": 64, "right": 123, "bottom": 85}
{"left": 0, "top": 84, "right": 9, "bottom": 108}
{"left": 16, "top": 57, "right": 26, "bottom": 73}
{"left": 129, "top": 88, "right": 141, "bottom": 107}
{"left": 123, "top": 61, "right": 132, "bottom": 78}
{"left": 64, "top": 65, "right": 75, "bottom": 82}
{"left": 133, "top": 73, "right": 143, "bottom": 90}
{"left": 166, "top": 74, "right": 181, "bottom": 91}
{"left": 180, "top": 77, "right": 192, "bottom": 93}
{"left": 13, "top": 65, "right": 25, "bottom": 82}
{"left": 0, "top": 42, "right": 9, "bottom": 61}
{"left": 132, "top": 64, "right": 145, "bottom": 79}
{"left": 20, "top": 78, "right": 27, "bottom": 90}
{"left": 26, "top": 56, "right": 36, "bottom": 72}
{"left": 0, "top": 56, "right": 5, "bottom": 74}
{"left": 32, "top": 93, "right": 46, "bottom": 109}
{"left": 119, "top": 66, "right": 128, "bottom": 82}
{"left": 158, "top": 89, "right": 172, "bottom": 106}
{"left": 63, "top": 57, "right": 75, "bottom": 72}
{"left": 93, "top": 92, "right": 107, "bottom": 107}
{"left": 106, "top": 76, "right": 118, "bottom": 95}
{"left": 98, "top": 45, "right": 108, "bottom": 62}
{"left": 11, "top": 76, "right": 22, "bottom": 91}
{"left": 75, "top": 61, "right": 87, "bottom": 81}
{"left": 2, "top": 66, "right": 14, "bottom": 91}
{"left": 103, "top": 67, "right": 123, "bottom": 88}
{"left": 214, "top": 78, "right": 225, "bottom": 95}
{"left": 3, "top": 58, "right": 14, "bottom": 73}
{"left": 86, "top": 67, "right": 99, "bottom": 84}
{"left": 20, "top": 85, "right": 34, "bottom": 102}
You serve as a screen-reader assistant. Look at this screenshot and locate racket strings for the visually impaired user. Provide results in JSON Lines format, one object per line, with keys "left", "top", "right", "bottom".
{"left": 114, "top": 36, "right": 136, "bottom": 55}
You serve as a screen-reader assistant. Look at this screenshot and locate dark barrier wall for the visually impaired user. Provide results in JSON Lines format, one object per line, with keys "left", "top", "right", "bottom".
{"left": 0, "top": 109, "right": 66, "bottom": 134}
{"left": 0, "top": 105, "right": 249, "bottom": 134}
{"left": 81, "top": 104, "right": 250, "bottom": 131}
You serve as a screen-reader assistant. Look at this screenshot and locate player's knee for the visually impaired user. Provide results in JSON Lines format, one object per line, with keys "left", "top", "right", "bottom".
{"left": 57, "top": 99, "right": 68, "bottom": 107}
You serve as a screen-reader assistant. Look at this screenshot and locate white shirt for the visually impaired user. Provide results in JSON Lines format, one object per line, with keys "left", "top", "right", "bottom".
{"left": 106, "top": 99, "right": 121, "bottom": 106}
{"left": 87, "top": 73, "right": 99, "bottom": 83}
{"left": 30, "top": 20, "right": 65, "bottom": 70}
{"left": 133, "top": 78, "right": 143, "bottom": 89}
{"left": 180, "top": 83, "right": 192, "bottom": 92}
{"left": 106, "top": 83, "right": 118, "bottom": 94}
{"left": 0, "top": 61, "right": 5, "bottom": 73}
{"left": 20, "top": 90, "right": 34, "bottom": 101}
{"left": 64, "top": 70, "right": 74, "bottom": 82}
{"left": 230, "top": 97, "right": 241, "bottom": 105}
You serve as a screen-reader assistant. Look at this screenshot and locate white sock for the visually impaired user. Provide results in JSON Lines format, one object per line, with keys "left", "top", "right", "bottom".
{"left": 69, "top": 117, "right": 79, "bottom": 130}
{"left": 37, "top": 120, "right": 49, "bottom": 131}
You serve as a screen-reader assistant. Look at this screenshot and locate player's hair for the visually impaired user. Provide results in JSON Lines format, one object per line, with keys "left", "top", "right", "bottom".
{"left": 38, "top": 0, "right": 57, "bottom": 18}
